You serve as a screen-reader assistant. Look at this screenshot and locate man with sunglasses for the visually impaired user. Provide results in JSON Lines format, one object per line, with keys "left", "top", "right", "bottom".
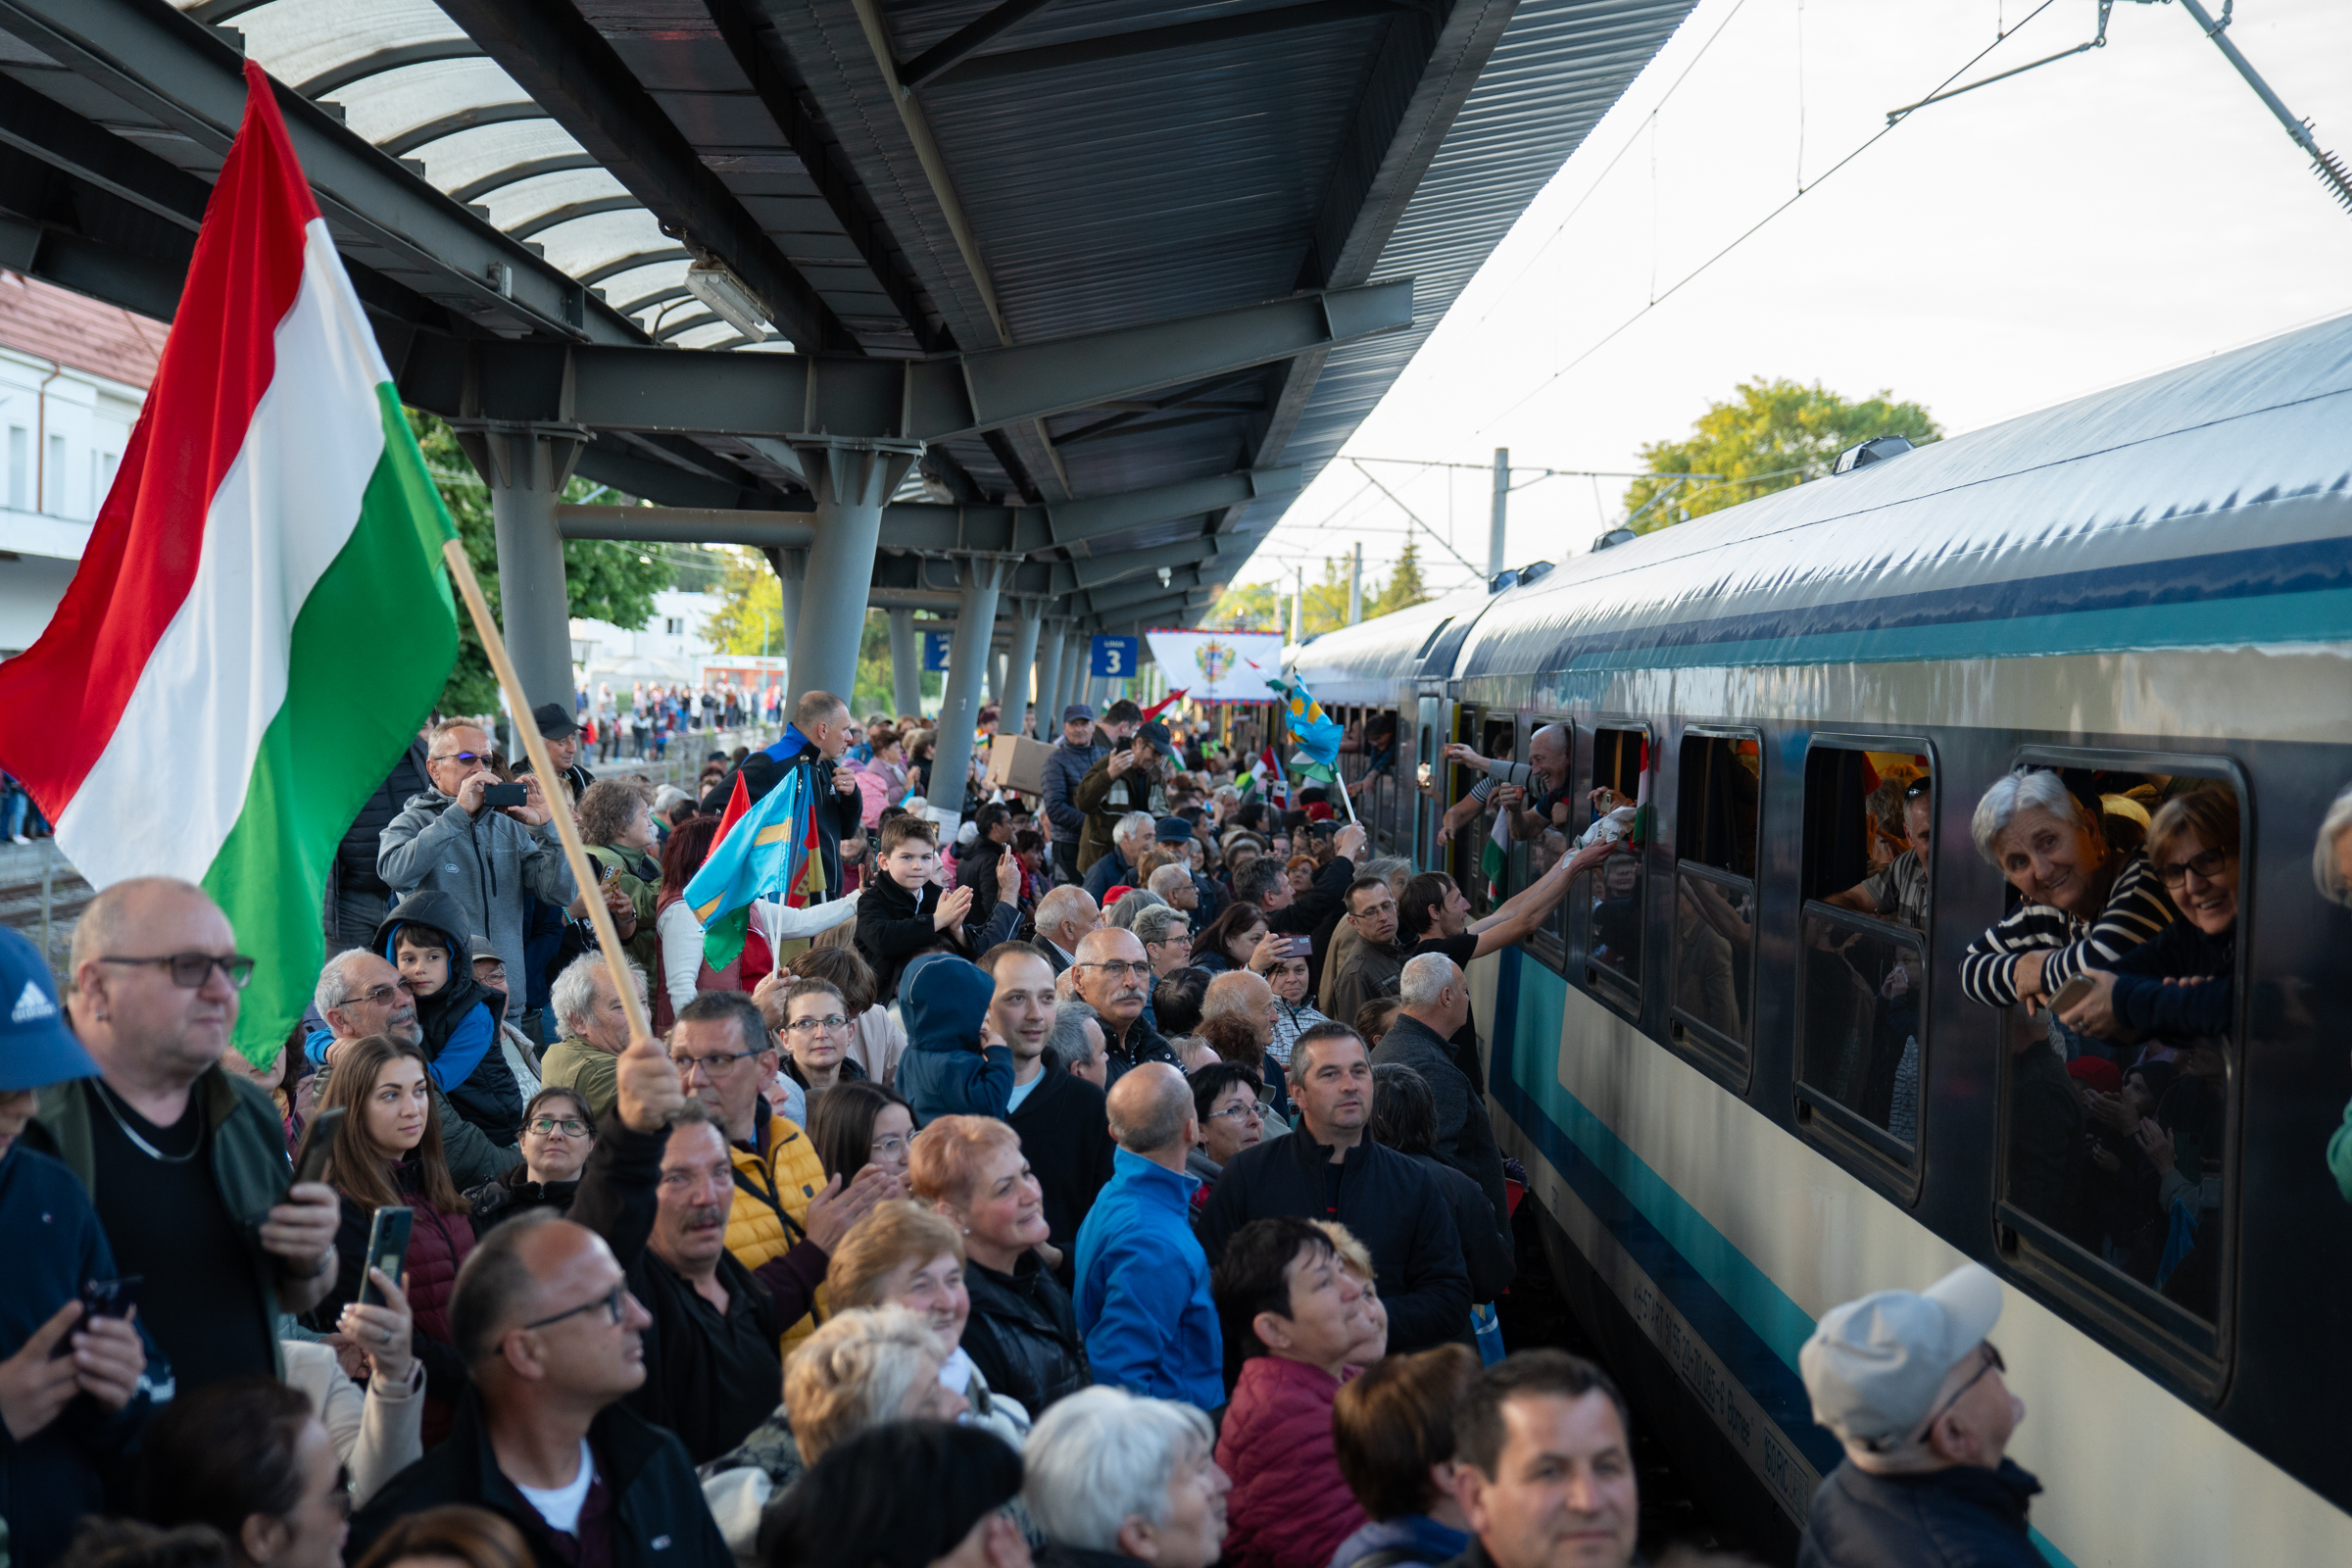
{"left": 1796, "top": 1262, "right": 2045, "bottom": 1568}
{"left": 376, "top": 717, "right": 585, "bottom": 1003}
{"left": 37, "top": 877, "right": 344, "bottom": 1394}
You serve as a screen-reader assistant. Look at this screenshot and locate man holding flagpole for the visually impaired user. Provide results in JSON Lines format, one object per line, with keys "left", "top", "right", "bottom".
{"left": 698, "top": 691, "right": 866, "bottom": 905}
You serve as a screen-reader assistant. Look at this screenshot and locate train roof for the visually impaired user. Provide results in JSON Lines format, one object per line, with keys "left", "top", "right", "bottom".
{"left": 1294, "top": 309, "right": 2352, "bottom": 699}
{"left": 1286, "top": 584, "right": 1494, "bottom": 704}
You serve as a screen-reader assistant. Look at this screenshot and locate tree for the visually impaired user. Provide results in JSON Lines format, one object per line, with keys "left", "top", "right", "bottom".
{"left": 1203, "top": 545, "right": 1432, "bottom": 636}
{"left": 1621, "top": 379, "right": 1941, "bottom": 534}
{"left": 413, "top": 412, "right": 672, "bottom": 715}
{"left": 703, "top": 548, "right": 785, "bottom": 657}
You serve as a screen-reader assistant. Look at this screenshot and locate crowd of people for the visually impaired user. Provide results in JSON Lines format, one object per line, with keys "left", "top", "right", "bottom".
{"left": 16, "top": 665, "right": 2348, "bottom": 1568}
{"left": 577, "top": 683, "right": 788, "bottom": 765}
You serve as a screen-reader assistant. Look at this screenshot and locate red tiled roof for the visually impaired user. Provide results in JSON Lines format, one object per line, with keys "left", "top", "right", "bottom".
{"left": 0, "top": 270, "right": 166, "bottom": 391}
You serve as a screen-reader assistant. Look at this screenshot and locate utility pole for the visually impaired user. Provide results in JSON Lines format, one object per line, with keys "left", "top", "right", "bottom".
{"left": 1348, "top": 542, "right": 1362, "bottom": 624}
{"left": 1489, "top": 447, "right": 1509, "bottom": 581}
{"left": 1290, "top": 566, "right": 1303, "bottom": 644}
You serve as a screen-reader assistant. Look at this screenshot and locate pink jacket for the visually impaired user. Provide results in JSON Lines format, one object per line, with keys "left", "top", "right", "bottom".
{"left": 1214, "top": 1356, "right": 1366, "bottom": 1568}
{"left": 855, "top": 760, "right": 907, "bottom": 827}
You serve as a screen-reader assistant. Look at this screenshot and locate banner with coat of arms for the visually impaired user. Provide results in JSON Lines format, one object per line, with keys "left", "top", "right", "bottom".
{"left": 1143, "top": 629, "right": 1285, "bottom": 702}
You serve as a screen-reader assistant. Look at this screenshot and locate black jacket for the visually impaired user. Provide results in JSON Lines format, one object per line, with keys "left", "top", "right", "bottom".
{"left": 565, "top": 1117, "right": 799, "bottom": 1465}
{"left": 375, "top": 889, "right": 523, "bottom": 1144}
{"left": 1797, "top": 1458, "right": 2049, "bottom": 1568}
{"left": 1201, "top": 1126, "right": 1471, "bottom": 1355}
{"left": 1406, "top": 1152, "right": 1516, "bottom": 1304}
{"left": 327, "top": 737, "right": 431, "bottom": 954}
{"left": 855, "top": 873, "right": 1017, "bottom": 1004}
{"left": 957, "top": 834, "right": 1015, "bottom": 931}
{"left": 463, "top": 1164, "right": 580, "bottom": 1231}
{"left": 346, "top": 1389, "right": 731, "bottom": 1568}
{"left": 700, "top": 744, "right": 861, "bottom": 902}
{"left": 961, "top": 1251, "right": 1090, "bottom": 1417}
{"left": 1373, "top": 1015, "right": 1510, "bottom": 1236}
{"left": 1099, "top": 1009, "right": 1179, "bottom": 1088}
{"left": 1005, "top": 1065, "right": 1116, "bottom": 1259}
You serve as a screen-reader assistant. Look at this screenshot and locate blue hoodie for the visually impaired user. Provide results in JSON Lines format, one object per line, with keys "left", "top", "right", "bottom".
{"left": 894, "top": 953, "right": 1013, "bottom": 1125}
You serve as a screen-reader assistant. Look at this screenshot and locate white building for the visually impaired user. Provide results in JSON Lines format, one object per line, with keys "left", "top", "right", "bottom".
{"left": 571, "top": 588, "right": 730, "bottom": 688}
{"left": 0, "top": 271, "right": 160, "bottom": 654}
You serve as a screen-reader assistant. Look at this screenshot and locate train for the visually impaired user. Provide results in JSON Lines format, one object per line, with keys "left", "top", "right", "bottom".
{"left": 1281, "top": 309, "right": 2352, "bottom": 1564}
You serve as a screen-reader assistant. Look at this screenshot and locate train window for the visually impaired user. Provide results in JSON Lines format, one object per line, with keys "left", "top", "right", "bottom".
{"left": 1459, "top": 710, "right": 1519, "bottom": 916}
{"left": 1581, "top": 725, "right": 1649, "bottom": 1000}
{"left": 1795, "top": 742, "right": 1935, "bottom": 1183}
{"left": 1979, "top": 759, "right": 2244, "bottom": 1358}
{"left": 1672, "top": 732, "right": 1760, "bottom": 1064}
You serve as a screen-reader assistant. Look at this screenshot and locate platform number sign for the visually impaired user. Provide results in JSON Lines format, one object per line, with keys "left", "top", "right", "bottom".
{"left": 921, "top": 632, "right": 953, "bottom": 671}
{"left": 1091, "top": 636, "right": 1138, "bottom": 679}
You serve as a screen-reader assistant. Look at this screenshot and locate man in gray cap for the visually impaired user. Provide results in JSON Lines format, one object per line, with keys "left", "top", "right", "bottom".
{"left": 1795, "top": 1262, "right": 2046, "bottom": 1568}
{"left": 1043, "top": 702, "right": 1106, "bottom": 886}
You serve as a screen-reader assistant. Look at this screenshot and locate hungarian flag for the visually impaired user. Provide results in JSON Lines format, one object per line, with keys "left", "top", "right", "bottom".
{"left": 0, "top": 62, "right": 459, "bottom": 1062}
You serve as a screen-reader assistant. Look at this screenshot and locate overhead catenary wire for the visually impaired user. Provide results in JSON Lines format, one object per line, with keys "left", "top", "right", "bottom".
{"left": 1477, "top": 1, "right": 2065, "bottom": 432}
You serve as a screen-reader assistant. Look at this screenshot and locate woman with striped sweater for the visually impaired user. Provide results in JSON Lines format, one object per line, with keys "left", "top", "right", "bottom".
{"left": 1959, "top": 768, "right": 2176, "bottom": 1060}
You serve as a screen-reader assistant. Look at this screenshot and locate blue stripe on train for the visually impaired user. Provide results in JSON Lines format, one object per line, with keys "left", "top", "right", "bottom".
{"left": 1489, "top": 950, "right": 2081, "bottom": 1566}
{"left": 1519, "top": 538, "right": 2352, "bottom": 674}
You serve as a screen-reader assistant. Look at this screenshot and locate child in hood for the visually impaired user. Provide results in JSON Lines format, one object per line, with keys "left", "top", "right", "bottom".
{"left": 894, "top": 952, "right": 1012, "bottom": 1124}
{"left": 375, "top": 890, "right": 523, "bottom": 1145}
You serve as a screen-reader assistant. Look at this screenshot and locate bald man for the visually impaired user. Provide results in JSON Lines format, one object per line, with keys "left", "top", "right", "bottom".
{"left": 1074, "top": 1062, "right": 1223, "bottom": 1409}
{"left": 1070, "top": 927, "right": 1180, "bottom": 1085}
{"left": 41, "top": 878, "right": 343, "bottom": 1391}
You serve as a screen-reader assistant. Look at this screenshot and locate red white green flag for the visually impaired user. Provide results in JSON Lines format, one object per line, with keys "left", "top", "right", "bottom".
{"left": 0, "top": 62, "right": 460, "bottom": 1061}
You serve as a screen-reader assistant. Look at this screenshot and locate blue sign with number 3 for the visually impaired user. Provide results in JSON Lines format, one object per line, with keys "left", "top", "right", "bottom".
{"left": 1090, "top": 635, "right": 1138, "bottom": 678}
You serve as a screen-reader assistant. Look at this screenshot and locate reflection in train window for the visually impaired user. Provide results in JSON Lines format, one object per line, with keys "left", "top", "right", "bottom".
{"left": 1977, "top": 763, "right": 2241, "bottom": 1337}
{"left": 1797, "top": 743, "right": 1935, "bottom": 1157}
{"left": 1338, "top": 708, "right": 1403, "bottom": 857}
{"left": 1583, "top": 726, "right": 1649, "bottom": 998}
{"left": 1673, "top": 733, "right": 1760, "bottom": 1058}
{"left": 1520, "top": 715, "right": 1572, "bottom": 967}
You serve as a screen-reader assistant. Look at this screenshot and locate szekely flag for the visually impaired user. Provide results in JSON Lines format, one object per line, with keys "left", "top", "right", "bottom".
{"left": 0, "top": 61, "right": 460, "bottom": 1061}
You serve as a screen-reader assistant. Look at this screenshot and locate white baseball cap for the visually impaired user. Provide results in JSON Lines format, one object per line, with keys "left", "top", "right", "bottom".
{"left": 1799, "top": 1263, "right": 2004, "bottom": 1446}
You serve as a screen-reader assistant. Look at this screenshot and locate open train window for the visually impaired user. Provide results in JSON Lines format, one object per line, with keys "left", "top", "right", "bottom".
{"left": 1513, "top": 714, "right": 1573, "bottom": 970}
{"left": 1460, "top": 710, "right": 1519, "bottom": 916}
{"left": 1578, "top": 725, "right": 1649, "bottom": 1004}
{"left": 1795, "top": 738, "right": 1936, "bottom": 1199}
{"left": 1983, "top": 753, "right": 2245, "bottom": 1386}
{"left": 1671, "top": 730, "right": 1760, "bottom": 1076}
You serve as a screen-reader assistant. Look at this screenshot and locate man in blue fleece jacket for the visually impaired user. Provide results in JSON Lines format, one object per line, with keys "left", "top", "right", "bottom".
{"left": 895, "top": 953, "right": 1014, "bottom": 1125}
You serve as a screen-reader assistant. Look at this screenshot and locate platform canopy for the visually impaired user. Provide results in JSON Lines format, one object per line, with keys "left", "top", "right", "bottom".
{"left": 0, "top": 0, "right": 1695, "bottom": 635}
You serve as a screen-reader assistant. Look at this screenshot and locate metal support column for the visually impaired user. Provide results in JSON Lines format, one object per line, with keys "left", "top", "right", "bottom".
{"left": 1000, "top": 600, "right": 1042, "bottom": 738}
{"left": 1033, "top": 620, "right": 1066, "bottom": 732}
{"left": 887, "top": 608, "right": 924, "bottom": 718}
{"left": 1058, "top": 636, "right": 1084, "bottom": 720}
{"left": 1489, "top": 448, "right": 1509, "bottom": 579}
{"left": 1348, "top": 542, "right": 1363, "bottom": 624}
{"left": 786, "top": 436, "right": 920, "bottom": 713}
{"left": 456, "top": 423, "right": 587, "bottom": 713}
{"left": 775, "top": 547, "right": 807, "bottom": 681}
{"left": 988, "top": 650, "right": 1009, "bottom": 708}
{"left": 927, "top": 557, "right": 1009, "bottom": 836}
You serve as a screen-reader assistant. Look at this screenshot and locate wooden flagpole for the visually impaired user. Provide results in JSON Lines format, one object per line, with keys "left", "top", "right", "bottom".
{"left": 440, "top": 539, "right": 652, "bottom": 1042}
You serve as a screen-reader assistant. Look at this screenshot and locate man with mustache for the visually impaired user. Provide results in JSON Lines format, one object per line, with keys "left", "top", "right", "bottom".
{"left": 1200, "top": 1023, "right": 1470, "bottom": 1355}
{"left": 1070, "top": 928, "right": 1181, "bottom": 1086}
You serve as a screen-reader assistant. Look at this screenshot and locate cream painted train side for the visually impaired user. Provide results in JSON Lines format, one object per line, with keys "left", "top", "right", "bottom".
{"left": 1289, "top": 312, "right": 2352, "bottom": 1564}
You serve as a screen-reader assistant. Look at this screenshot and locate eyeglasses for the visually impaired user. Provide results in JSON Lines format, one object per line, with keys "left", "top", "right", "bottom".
{"left": 2154, "top": 846, "right": 2233, "bottom": 888}
{"left": 521, "top": 1283, "right": 630, "bottom": 1332}
{"left": 430, "top": 751, "right": 487, "bottom": 766}
{"left": 1903, "top": 776, "right": 1935, "bottom": 801}
{"left": 671, "top": 1049, "right": 758, "bottom": 1076}
{"left": 1205, "top": 1102, "right": 1264, "bottom": 1124}
{"left": 98, "top": 953, "right": 256, "bottom": 990}
{"left": 525, "top": 1116, "right": 591, "bottom": 1138}
{"left": 1079, "top": 959, "right": 1152, "bottom": 981}
{"left": 786, "top": 1014, "right": 851, "bottom": 1035}
{"left": 340, "top": 979, "right": 416, "bottom": 1008}
{"left": 871, "top": 1133, "right": 911, "bottom": 1158}
{"left": 1917, "top": 1342, "right": 2004, "bottom": 1437}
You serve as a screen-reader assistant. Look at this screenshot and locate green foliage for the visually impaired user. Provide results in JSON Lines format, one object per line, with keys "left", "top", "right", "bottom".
{"left": 411, "top": 412, "right": 672, "bottom": 714}
{"left": 1204, "top": 543, "right": 1432, "bottom": 635}
{"left": 702, "top": 548, "right": 785, "bottom": 657}
{"left": 1621, "top": 379, "right": 1941, "bottom": 533}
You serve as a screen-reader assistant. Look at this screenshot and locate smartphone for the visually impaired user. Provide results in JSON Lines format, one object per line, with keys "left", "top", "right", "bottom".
{"left": 80, "top": 1275, "right": 141, "bottom": 1321}
{"left": 2049, "top": 974, "right": 2096, "bottom": 1015}
{"left": 481, "top": 782, "right": 528, "bottom": 808}
{"left": 290, "top": 1105, "right": 346, "bottom": 1187}
{"left": 598, "top": 860, "right": 623, "bottom": 889}
{"left": 357, "top": 1207, "right": 414, "bottom": 1307}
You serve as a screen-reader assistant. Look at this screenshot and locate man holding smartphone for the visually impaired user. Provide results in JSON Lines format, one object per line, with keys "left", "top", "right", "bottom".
{"left": 378, "top": 718, "right": 588, "bottom": 991}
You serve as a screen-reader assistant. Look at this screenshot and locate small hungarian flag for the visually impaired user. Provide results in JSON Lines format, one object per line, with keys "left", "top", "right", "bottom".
{"left": 1482, "top": 802, "right": 1511, "bottom": 889}
{"left": 0, "top": 62, "right": 459, "bottom": 1062}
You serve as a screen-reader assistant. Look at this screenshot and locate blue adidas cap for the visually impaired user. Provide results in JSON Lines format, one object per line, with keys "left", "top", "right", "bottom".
{"left": 0, "top": 926, "right": 97, "bottom": 1092}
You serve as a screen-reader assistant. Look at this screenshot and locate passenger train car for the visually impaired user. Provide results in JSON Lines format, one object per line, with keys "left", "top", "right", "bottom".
{"left": 1287, "top": 312, "right": 2352, "bottom": 1564}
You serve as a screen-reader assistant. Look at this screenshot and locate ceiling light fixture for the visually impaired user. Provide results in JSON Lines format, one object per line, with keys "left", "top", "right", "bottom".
{"left": 682, "top": 261, "right": 772, "bottom": 343}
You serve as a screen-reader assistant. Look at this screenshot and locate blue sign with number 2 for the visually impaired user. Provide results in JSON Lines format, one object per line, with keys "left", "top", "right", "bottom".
{"left": 921, "top": 631, "right": 954, "bottom": 671}
{"left": 1091, "top": 636, "right": 1138, "bottom": 678}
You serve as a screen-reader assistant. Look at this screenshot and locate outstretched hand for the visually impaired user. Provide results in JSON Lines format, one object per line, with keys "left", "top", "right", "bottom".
{"left": 617, "top": 1028, "right": 686, "bottom": 1134}
{"left": 805, "top": 1163, "right": 899, "bottom": 1251}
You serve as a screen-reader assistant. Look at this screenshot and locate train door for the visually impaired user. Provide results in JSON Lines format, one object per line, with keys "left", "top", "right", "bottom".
{"left": 1414, "top": 686, "right": 1448, "bottom": 869}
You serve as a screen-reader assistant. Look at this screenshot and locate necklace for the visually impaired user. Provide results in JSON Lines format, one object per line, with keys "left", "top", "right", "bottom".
{"left": 90, "top": 1078, "right": 201, "bottom": 1165}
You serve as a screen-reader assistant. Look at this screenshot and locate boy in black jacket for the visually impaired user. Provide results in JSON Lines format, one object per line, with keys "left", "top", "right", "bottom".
{"left": 856, "top": 816, "right": 1021, "bottom": 1003}
{"left": 375, "top": 891, "right": 522, "bottom": 1144}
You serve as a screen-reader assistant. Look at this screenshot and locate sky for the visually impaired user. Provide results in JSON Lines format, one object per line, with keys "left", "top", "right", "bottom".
{"left": 1233, "top": 0, "right": 2352, "bottom": 600}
